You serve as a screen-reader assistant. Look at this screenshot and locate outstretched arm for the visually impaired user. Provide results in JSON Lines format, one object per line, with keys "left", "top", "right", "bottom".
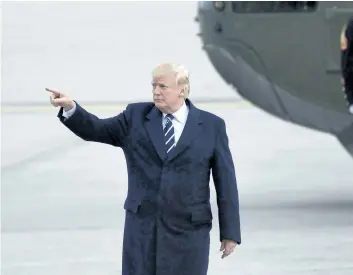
{"left": 58, "top": 101, "right": 131, "bottom": 147}
{"left": 47, "top": 88, "right": 131, "bottom": 147}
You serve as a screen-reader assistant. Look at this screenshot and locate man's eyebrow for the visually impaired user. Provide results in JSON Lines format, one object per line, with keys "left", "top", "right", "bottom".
{"left": 152, "top": 82, "right": 168, "bottom": 87}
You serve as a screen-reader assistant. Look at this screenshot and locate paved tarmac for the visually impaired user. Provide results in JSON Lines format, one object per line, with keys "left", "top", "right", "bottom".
{"left": 2, "top": 1, "right": 353, "bottom": 275}
{"left": 2, "top": 103, "right": 353, "bottom": 275}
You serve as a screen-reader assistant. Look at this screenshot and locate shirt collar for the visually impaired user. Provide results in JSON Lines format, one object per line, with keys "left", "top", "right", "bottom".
{"left": 163, "top": 101, "right": 188, "bottom": 124}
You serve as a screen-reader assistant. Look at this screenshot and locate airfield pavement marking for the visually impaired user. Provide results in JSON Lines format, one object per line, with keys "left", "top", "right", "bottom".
{"left": 0, "top": 100, "right": 253, "bottom": 114}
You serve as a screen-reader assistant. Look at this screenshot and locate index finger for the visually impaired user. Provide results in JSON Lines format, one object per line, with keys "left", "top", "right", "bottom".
{"left": 45, "top": 88, "right": 61, "bottom": 96}
{"left": 221, "top": 250, "right": 231, "bottom": 259}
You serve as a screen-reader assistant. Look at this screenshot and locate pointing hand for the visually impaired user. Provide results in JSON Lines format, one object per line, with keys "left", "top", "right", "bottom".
{"left": 46, "top": 88, "right": 74, "bottom": 111}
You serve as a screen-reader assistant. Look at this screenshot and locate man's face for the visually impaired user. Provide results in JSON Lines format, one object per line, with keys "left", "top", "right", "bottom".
{"left": 152, "top": 73, "right": 183, "bottom": 113}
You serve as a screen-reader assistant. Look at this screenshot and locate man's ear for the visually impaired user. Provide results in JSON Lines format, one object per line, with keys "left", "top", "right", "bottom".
{"left": 180, "top": 89, "right": 185, "bottom": 98}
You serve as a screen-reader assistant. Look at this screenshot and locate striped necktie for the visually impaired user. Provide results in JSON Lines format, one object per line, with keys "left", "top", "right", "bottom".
{"left": 164, "top": 114, "right": 176, "bottom": 155}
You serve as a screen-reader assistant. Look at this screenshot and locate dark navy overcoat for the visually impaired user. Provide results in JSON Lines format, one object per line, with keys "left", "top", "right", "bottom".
{"left": 58, "top": 98, "right": 241, "bottom": 275}
{"left": 341, "top": 17, "right": 353, "bottom": 105}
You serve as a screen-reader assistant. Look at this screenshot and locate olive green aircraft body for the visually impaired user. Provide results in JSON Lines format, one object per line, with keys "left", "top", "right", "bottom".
{"left": 196, "top": 1, "right": 353, "bottom": 158}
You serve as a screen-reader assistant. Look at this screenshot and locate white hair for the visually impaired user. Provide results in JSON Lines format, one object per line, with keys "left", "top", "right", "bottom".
{"left": 152, "top": 62, "right": 190, "bottom": 98}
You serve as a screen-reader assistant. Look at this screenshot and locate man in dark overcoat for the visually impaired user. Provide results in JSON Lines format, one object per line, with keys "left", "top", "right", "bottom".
{"left": 46, "top": 62, "right": 241, "bottom": 275}
{"left": 341, "top": 17, "right": 353, "bottom": 114}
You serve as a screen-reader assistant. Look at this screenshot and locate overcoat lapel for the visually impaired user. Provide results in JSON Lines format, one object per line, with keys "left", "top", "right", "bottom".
{"left": 144, "top": 99, "right": 203, "bottom": 163}
{"left": 144, "top": 107, "right": 166, "bottom": 162}
{"left": 167, "top": 100, "right": 203, "bottom": 162}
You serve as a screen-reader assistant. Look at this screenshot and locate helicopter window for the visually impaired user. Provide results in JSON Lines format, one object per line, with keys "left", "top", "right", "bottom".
{"left": 231, "top": 1, "right": 317, "bottom": 13}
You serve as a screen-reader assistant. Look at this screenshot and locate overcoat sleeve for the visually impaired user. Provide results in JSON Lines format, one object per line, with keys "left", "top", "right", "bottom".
{"left": 57, "top": 101, "right": 132, "bottom": 147}
{"left": 211, "top": 119, "right": 241, "bottom": 244}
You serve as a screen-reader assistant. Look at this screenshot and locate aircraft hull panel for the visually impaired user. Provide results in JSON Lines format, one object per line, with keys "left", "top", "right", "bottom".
{"left": 202, "top": 43, "right": 353, "bottom": 157}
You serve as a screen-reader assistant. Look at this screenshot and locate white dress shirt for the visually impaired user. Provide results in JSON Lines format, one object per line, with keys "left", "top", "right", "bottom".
{"left": 62, "top": 102, "right": 77, "bottom": 119}
{"left": 62, "top": 101, "right": 190, "bottom": 144}
{"left": 162, "top": 101, "right": 189, "bottom": 145}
